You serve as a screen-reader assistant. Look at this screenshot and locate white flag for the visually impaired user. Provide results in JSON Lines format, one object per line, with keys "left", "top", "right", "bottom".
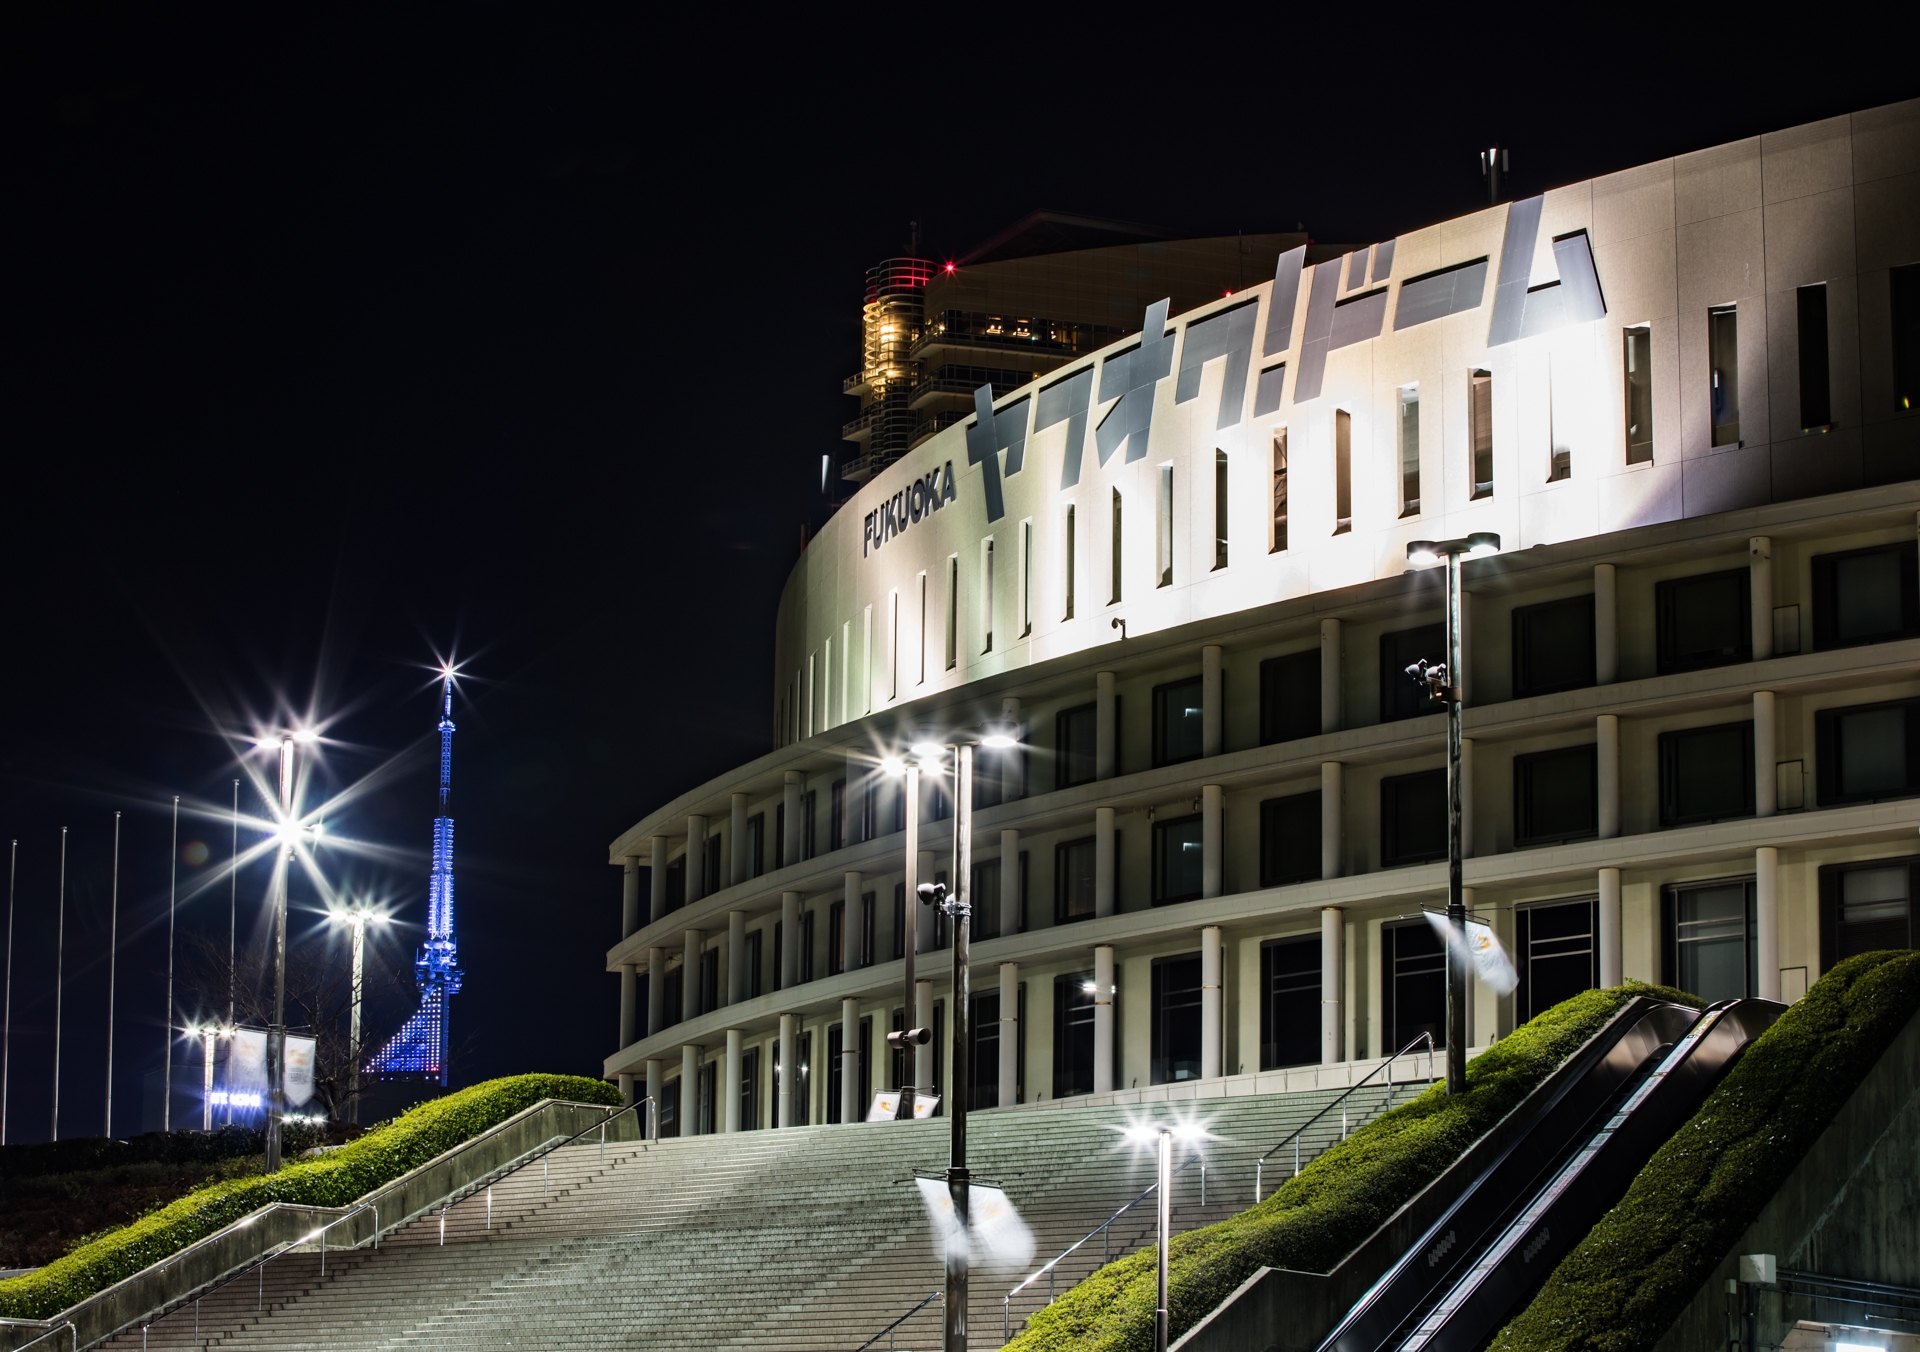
{"left": 912, "top": 1177, "right": 1035, "bottom": 1270}
{"left": 1424, "top": 911, "right": 1519, "bottom": 996}
{"left": 229, "top": 1029, "right": 268, "bottom": 1094}
{"left": 284, "top": 1035, "right": 318, "bottom": 1106}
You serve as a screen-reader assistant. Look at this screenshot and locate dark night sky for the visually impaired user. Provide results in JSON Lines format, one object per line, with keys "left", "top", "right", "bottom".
{"left": 0, "top": 7, "right": 1909, "bottom": 1142}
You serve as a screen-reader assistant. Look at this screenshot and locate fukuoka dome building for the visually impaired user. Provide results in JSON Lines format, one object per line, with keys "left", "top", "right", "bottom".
{"left": 605, "top": 101, "right": 1920, "bottom": 1135}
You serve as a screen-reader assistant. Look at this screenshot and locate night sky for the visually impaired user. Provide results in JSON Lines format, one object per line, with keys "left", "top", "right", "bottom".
{"left": 0, "top": 8, "right": 1909, "bottom": 1143}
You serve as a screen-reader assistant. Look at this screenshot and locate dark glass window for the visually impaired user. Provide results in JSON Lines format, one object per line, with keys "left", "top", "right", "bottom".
{"left": 1819, "top": 859, "right": 1918, "bottom": 970}
{"left": 1153, "top": 676, "right": 1205, "bottom": 766}
{"left": 861, "top": 892, "right": 875, "bottom": 968}
{"left": 1380, "top": 623, "right": 1445, "bottom": 722}
{"left": 1053, "top": 973, "right": 1096, "bottom": 1098}
{"left": 665, "top": 857, "right": 685, "bottom": 913}
{"left": 828, "top": 900, "right": 845, "bottom": 977}
{"left": 827, "top": 1022, "right": 844, "bottom": 1123}
{"left": 1260, "top": 650, "right": 1319, "bottom": 745}
{"left": 1381, "top": 768, "right": 1446, "bottom": 866}
{"left": 1056, "top": 703, "right": 1098, "bottom": 789}
{"left": 1512, "top": 594, "right": 1595, "bottom": 698}
{"left": 1382, "top": 920, "right": 1446, "bottom": 1050}
{"left": 746, "top": 930, "right": 763, "bottom": 999}
{"left": 1624, "top": 326, "right": 1654, "bottom": 464}
{"left": 1515, "top": 898, "right": 1597, "bottom": 1023}
{"left": 774, "top": 804, "right": 786, "bottom": 870}
{"left": 739, "top": 1047, "right": 759, "bottom": 1130}
{"left": 1055, "top": 836, "right": 1097, "bottom": 923}
{"left": 969, "top": 987, "right": 1024, "bottom": 1110}
{"left": 1514, "top": 745, "right": 1598, "bottom": 845}
{"left": 802, "top": 790, "right": 817, "bottom": 860}
{"left": 829, "top": 779, "right": 845, "bottom": 851}
{"left": 1816, "top": 699, "right": 1920, "bottom": 805}
{"left": 799, "top": 910, "right": 815, "bottom": 983}
{"left": 700, "top": 948, "right": 719, "bottom": 1014}
{"left": 1798, "top": 284, "right": 1832, "bottom": 429}
{"left": 746, "top": 813, "right": 765, "bottom": 879}
{"left": 1259, "top": 791, "right": 1321, "bottom": 887}
{"left": 1895, "top": 263, "right": 1920, "bottom": 414}
{"left": 659, "top": 1077, "right": 680, "bottom": 1138}
{"left": 1659, "top": 722, "right": 1754, "bottom": 827}
{"left": 970, "top": 858, "right": 1000, "bottom": 941}
{"left": 1152, "top": 814, "right": 1205, "bottom": 905}
{"left": 1469, "top": 369, "right": 1493, "bottom": 498}
{"left": 1655, "top": 569, "right": 1750, "bottom": 674}
{"left": 696, "top": 1061, "right": 716, "bottom": 1135}
{"left": 661, "top": 967, "right": 682, "bottom": 1030}
{"left": 1662, "top": 880, "right": 1756, "bottom": 1003}
{"left": 1150, "top": 954, "right": 1203, "bottom": 1084}
{"left": 1811, "top": 542, "right": 1920, "bottom": 651}
{"left": 1710, "top": 305, "right": 1741, "bottom": 446}
{"left": 1259, "top": 936, "right": 1320, "bottom": 1070}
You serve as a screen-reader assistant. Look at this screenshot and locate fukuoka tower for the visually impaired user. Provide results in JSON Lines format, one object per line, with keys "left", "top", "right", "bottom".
{"left": 366, "top": 673, "right": 464, "bottom": 1086}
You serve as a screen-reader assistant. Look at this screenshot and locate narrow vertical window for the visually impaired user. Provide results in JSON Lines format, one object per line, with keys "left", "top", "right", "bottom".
{"left": 1270, "top": 430, "right": 1289, "bottom": 552}
{"left": 1623, "top": 326, "right": 1654, "bottom": 464}
{"left": 1213, "top": 449, "right": 1229, "bottom": 570}
{"left": 1398, "top": 386, "right": 1420, "bottom": 516}
{"left": 840, "top": 620, "right": 852, "bottom": 724}
{"left": 1894, "top": 263, "right": 1920, "bottom": 412}
{"left": 1547, "top": 358, "right": 1571, "bottom": 482}
{"left": 1333, "top": 409, "right": 1352, "bottom": 534}
{"left": 861, "top": 605, "right": 873, "bottom": 715}
{"left": 1156, "top": 464, "right": 1173, "bottom": 587}
{"left": 1064, "top": 505, "right": 1076, "bottom": 620}
{"left": 981, "top": 538, "right": 995, "bottom": 654}
{"left": 1798, "top": 284, "right": 1832, "bottom": 430}
{"left": 1020, "top": 519, "right": 1033, "bottom": 637}
{"left": 1469, "top": 369, "right": 1494, "bottom": 498}
{"left": 1109, "top": 489, "right": 1123, "bottom": 604}
{"left": 1709, "top": 305, "right": 1740, "bottom": 446}
{"left": 917, "top": 572, "right": 927, "bottom": 685}
{"left": 945, "top": 556, "right": 958, "bottom": 670}
{"left": 888, "top": 590, "right": 899, "bottom": 700}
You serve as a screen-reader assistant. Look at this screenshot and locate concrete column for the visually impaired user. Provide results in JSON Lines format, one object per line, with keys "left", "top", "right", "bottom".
{"left": 1096, "top": 671, "right": 1117, "bottom": 779}
{"left": 681, "top": 1044, "right": 701, "bottom": 1136}
{"left": 1000, "top": 829, "right": 1021, "bottom": 935}
{"left": 844, "top": 872, "right": 864, "bottom": 971}
{"left": 1200, "top": 927, "right": 1223, "bottom": 1079}
{"left": 730, "top": 793, "right": 749, "bottom": 887}
{"left": 998, "top": 962, "right": 1019, "bottom": 1108}
{"left": 1321, "top": 908, "right": 1344, "bottom": 1064}
{"left": 644, "top": 1060, "right": 662, "bottom": 1139}
{"left": 841, "top": 997, "right": 861, "bottom": 1124}
{"left": 619, "top": 1072, "right": 634, "bottom": 1106}
{"left": 1756, "top": 847, "right": 1781, "bottom": 1001}
{"left": 1594, "top": 564, "right": 1618, "bottom": 684}
{"left": 1460, "top": 740, "right": 1475, "bottom": 859}
{"left": 1094, "top": 808, "right": 1117, "bottom": 917}
{"left": 727, "top": 911, "right": 747, "bottom": 1005}
{"left": 780, "top": 893, "right": 800, "bottom": 989}
{"left": 724, "top": 1029, "right": 742, "bottom": 1132}
{"left": 645, "top": 947, "right": 665, "bottom": 1035}
{"left": 619, "top": 965, "right": 637, "bottom": 1049}
{"left": 1597, "top": 715, "right": 1621, "bottom": 838}
{"left": 1202, "top": 785, "right": 1223, "bottom": 898}
{"left": 649, "top": 836, "right": 667, "bottom": 924}
{"left": 686, "top": 815, "right": 707, "bottom": 903}
{"left": 1320, "top": 618, "right": 1343, "bottom": 734}
{"left": 778, "top": 1013, "right": 799, "bottom": 1128}
{"left": 1598, "top": 869, "right": 1622, "bottom": 987}
{"left": 916, "top": 851, "right": 937, "bottom": 955}
{"left": 682, "top": 930, "right": 702, "bottom": 1022}
{"left": 1755, "top": 691, "right": 1778, "bottom": 818}
{"left": 915, "top": 980, "right": 934, "bottom": 1092}
{"left": 1750, "top": 537, "right": 1774, "bottom": 661}
{"left": 1320, "top": 762, "right": 1343, "bottom": 879}
{"left": 783, "top": 771, "right": 803, "bottom": 867}
{"left": 1092, "top": 946, "right": 1116, "bottom": 1094}
{"left": 1202, "top": 645, "right": 1223, "bottom": 757}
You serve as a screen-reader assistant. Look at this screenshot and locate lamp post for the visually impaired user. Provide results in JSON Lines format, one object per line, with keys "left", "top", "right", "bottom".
{"left": 265, "top": 729, "right": 317, "bottom": 1170}
{"left": 1124, "top": 1120, "right": 1203, "bottom": 1352}
{"left": 186, "top": 1023, "right": 227, "bottom": 1132}
{"left": 330, "top": 902, "right": 385, "bottom": 1126}
{"left": 883, "top": 748, "right": 931, "bottom": 1120}
{"left": 1405, "top": 533, "right": 1501, "bottom": 1095}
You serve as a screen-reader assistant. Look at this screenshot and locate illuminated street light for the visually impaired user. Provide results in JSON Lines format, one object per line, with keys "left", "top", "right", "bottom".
{"left": 184, "top": 1022, "right": 230, "bottom": 1132}
{"left": 329, "top": 901, "right": 388, "bottom": 1126}
{"left": 1124, "top": 1121, "right": 1207, "bottom": 1352}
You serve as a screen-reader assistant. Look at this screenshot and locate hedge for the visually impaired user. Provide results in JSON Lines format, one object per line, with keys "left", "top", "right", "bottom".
{"left": 1005, "top": 982, "right": 1700, "bottom": 1352}
{"left": 1488, "top": 950, "right": 1920, "bottom": 1352}
{"left": 0, "top": 1073, "right": 618, "bottom": 1321}
{"left": 0, "top": 1125, "right": 273, "bottom": 1183}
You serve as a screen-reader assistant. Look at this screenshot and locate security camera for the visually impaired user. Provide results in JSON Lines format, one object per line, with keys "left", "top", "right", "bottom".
{"left": 886, "top": 1026, "right": 933, "bottom": 1049}
{"left": 917, "top": 881, "right": 947, "bottom": 906}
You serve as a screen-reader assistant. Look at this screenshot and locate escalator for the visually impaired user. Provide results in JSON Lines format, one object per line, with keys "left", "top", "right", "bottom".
{"left": 1316, "top": 998, "right": 1781, "bottom": 1352}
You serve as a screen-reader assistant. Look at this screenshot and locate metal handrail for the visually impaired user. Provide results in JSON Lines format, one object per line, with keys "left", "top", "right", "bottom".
{"left": 8, "top": 1321, "right": 77, "bottom": 1351}
{"left": 855, "top": 1288, "right": 941, "bottom": 1351}
{"left": 1253, "top": 1034, "right": 1438, "bottom": 1203}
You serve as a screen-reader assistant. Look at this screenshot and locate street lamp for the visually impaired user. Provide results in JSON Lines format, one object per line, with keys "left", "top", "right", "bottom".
{"left": 1126, "top": 1121, "right": 1206, "bottom": 1352}
{"left": 1404, "top": 532, "right": 1501, "bottom": 1095}
{"left": 265, "top": 728, "right": 319, "bottom": 1170}
{"left": 329, "top": 901, "right": 387, "bottom": 1126}
{"left": 184, "top": 1023, "right": 230, "bottom": 1132}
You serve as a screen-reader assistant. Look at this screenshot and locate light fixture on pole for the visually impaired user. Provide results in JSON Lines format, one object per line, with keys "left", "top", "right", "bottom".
{"left": 329, "top": 901, "right": 386, "bottom": 1127}
{"left": 52, "top": 825, "right": 66, "bottom": 1142}
{"left": 264, "top": 730, "right": 315, "bottom": 1171}
{"left": 940, "top": 736, "right": 976, "bottom": 1352}
{"left": 883, "top": 743, "right": 932, "bottom": 1121}
{"left": 105, "top": 812, "right": 121, "bottom": 1139}
{"left": 1124, "top": 1120, "right": 1205, "bottom": 1352}
{"left": 186, "top": 1023, "right": 227, "bottom": 1133}
{"left": 1404, "top": 532, "right": 1501, "bottom": 1095}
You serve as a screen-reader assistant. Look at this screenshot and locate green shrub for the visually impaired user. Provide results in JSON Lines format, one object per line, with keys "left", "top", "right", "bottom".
{"left": 0, "top": 1073, "right": 617, "bottom": 1321}
{"left": 1489, "top": 950, "right": 1920, "bottom": 1352}
{"left": 1006, "top": 983, "right": 1699, "bottom": 1352}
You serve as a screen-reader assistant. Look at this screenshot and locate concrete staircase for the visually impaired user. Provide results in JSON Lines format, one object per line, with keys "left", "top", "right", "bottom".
{"left": 103, "top": 1080, "right": 1412, "bottom": 1351}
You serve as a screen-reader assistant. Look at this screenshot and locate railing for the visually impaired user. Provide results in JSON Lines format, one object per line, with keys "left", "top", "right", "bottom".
{"left": 0, "top": 1323, "right": 75, "bottom": 1352}
{"left": 855, "top": 1288, "right": 941, "bottom": 1351}
{"left": 1253, "top": 1034, "right": 1438, "bottom": 1204}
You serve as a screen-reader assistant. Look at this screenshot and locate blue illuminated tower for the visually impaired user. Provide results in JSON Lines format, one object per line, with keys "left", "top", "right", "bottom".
{"left": 366, "top": 674, "right": 464, "bottom": 1086}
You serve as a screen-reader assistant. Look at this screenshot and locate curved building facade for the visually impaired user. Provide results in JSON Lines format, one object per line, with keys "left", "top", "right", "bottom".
{"left": 606, "top": 102, "right": 1920, "bottom": 1135}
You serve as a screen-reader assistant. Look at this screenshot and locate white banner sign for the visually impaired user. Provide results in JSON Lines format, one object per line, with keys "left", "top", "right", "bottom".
{"left": 284, "top": 1035, "right": 318, "bottom": 1106}
{"left": 912, "top": 1177, "right": 1036, "bottom": 1270}
{"left": 229, "top": 1029, "right": 268, "bottom": 1093}
{"left": 868, "top": 1090, "right": 939, "bottom": 1121}
{"left": 1425, "top": 910, "right": 1520, "bottom": 996}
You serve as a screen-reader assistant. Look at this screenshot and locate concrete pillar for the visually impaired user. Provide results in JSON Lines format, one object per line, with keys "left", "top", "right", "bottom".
{"left": 1750, "top": 537, "right": 1774, "bottom": 661}
{"left": 1756, "top": 847, "right": 1781, "bottom": 1001}
{"left": 727, "top": 911, "right": 747, "bottom": 1005}
{"left": 1598, "top": 869, "right": 1622, "bottom": 987}
{"left": 645, "top": 1059, "right": 662, "bottom": 1139}
{"left": 1320, "top": 763, "right": 1343, "bottom": 879}
{"left": 682, "top": 930, "right": 702, "bottom": 1022}
{"left": 649, "top": 836, "right": 667, "bottom": 923}
{"left": 1755, "top": 691, "right": 1777, "bottom": 817}
{"left": 779, "top": 1013, "right": 799, "bottom": 1128}
{"left": 1000, "top": 829, "right": 1021, "bottom": 935}
{"left": 916, "top": 852, "right": 937, "bottom": 955}
{"left": 724, "top": 1029, "right": 742, "bottom": 1132}
{"left": 730, "top": 793, "right": 749, "bottom": 887}
{"left": 1200, "top": 927, "right": 1223, "bottom": 1079}
{"left": 1094, "top": 808, "right": 1117, "bottom": 918}
{"left": 1096, "top": 671, "right": 1117, "bottom": 779}
{"left": 998, "top": 962, "right": 1019, "bottom": 1108}
{"left": 1321, "top": 908, "right": 1344, "bottom": 1064}
{"left": 1202, "top": 785, "right": 1223, "bottom": 898}
{"left": 1320, "top": 618, "right": 1342, "bottom": 734}
{"left": 841, "top": 997, "right": 861, "bottom": 1124}
{"left": 915, "top": 980, "right": 934, "bottom": 1092}
{"left": 645, "top": 947, "right": 665, "bottom": 1035}
{"left": 686, "top": 815, "right": 707, "bottom": 903}
{"left": 1460, "top": 740, "right": 1475, "bottom": 859}
{"left": 1202, "top": 645, "right": 1223, "bottom": 757}
{"left": 1092, "top": 946, "right": 1116, "bottom": 1094}
{"left": 619, "top": 1072, "right": 634, "bottom": 1106}
{"left": 780, "top": 893, "right": 800, "bottom": 989}
{"left": 1597, "top": 715, "right": 1621, "bottom": 838}
{"left": 1594, "top": 564, "right": 1618, "bottom": 684}
{"left": 844, "top": 873, "right": 863, "bottom": 971}
{"left": 619, "top": 965, "right": 637, "bottom": 1050}
{"left": 681, "top": 1044, "right": 701, "bottom": 1136}
{"left": 783, "top": 771, "right": 803, "bottom": 867}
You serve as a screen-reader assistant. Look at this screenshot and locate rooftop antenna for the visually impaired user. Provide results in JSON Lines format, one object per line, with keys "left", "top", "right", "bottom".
{"left": 1481, "top": 146, "right": 1510, "bottom": 205}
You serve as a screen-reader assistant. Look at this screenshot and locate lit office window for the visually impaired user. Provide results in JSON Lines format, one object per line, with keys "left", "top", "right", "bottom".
{"left": 1469, "top": 370, "right": 1494, "bottom": 498}
{"left": 1214, "top": 449, "right": 1229, "bottom": 570}
{"left": 1710, "top": 306, "right": 1740, "bottom": 446}
{"left": 1623, "top": 326, "right": 1654, "bottom": 464}
{"left": 1399, "top": 386, "right": 1420, "bottom": 516}
{"left": 1334, "top": 409, "right": 1352, "bottom": 534}
{"left": 1798, "top": 284, "right": 1832, "bottom": 430}
{"left": 1271, "top": 430, "right": 1290, "bottom": 552}
{"left": 1157, "top": 464, "right": 1174, "bottom": 587}
{"left": 1109, "top": 489, "right": 1123, "bottom": 604}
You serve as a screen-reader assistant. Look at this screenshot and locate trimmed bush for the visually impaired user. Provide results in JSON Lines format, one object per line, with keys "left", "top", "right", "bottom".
{"left": 1488, "top": 950, "right": 1920, "bottom": 1352}
{"left": 1005, "top": 983, "right": 1700, "bottom": 1352}
{"left": 0, "top": 1073, "right": 617, "bottom": 1321}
